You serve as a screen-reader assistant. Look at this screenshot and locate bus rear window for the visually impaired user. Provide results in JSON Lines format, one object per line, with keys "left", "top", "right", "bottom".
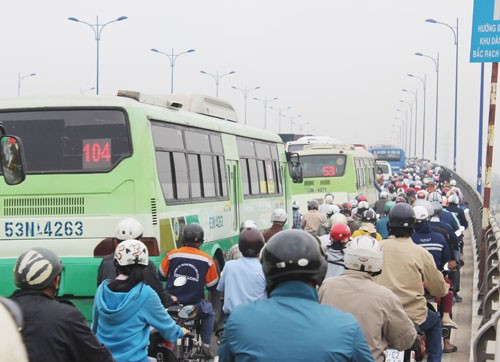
{"left": 0, "top": 109, "right": 131, "bottom": 173}
{"left": 301, "top": 155, "right": 346, "bottom": 178}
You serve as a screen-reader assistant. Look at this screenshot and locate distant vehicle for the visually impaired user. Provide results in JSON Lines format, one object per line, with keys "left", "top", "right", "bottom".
{"left": 290, "top": 143, "right": 378, "bottom": 208}
{"left": 0, "top": 91, "right": 301, "bottom": 321}
{"left": 286, "top": 136, "right": 343, "bottom": 152}
{"left": 376, "top": 160, "right": 392, "bottom": 180}
{"left": 369, "top": 146, "right": 405, "bottom": 173}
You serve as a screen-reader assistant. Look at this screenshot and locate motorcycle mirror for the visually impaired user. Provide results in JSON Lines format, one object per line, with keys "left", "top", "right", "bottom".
{"left": 178, "top": 305, "right": 198, "bottom": 319}
{"left": 173, "top": 276, "right": 187, "bottom": 287}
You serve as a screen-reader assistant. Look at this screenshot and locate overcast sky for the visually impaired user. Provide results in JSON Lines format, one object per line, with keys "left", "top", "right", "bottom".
{"left": 0, "top": 0, "right": 494, "bottom": 186}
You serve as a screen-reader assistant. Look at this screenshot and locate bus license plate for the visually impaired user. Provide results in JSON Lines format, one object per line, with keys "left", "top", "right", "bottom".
{"left": 2, "top": 220, "right": 84, "bottom": 238}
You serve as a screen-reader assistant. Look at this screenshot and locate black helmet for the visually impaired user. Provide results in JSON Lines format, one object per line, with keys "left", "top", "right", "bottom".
{"left": 14, "top": 247, "right": 62, "bottom": 290}
{"left": 183, "top": 223, "right": 204, "bottom": 244}
{"left": 238, "top": 227, "right": 265, "bottom": 257}
{"left": 362, "top": 209, "right": 377, "bottom": 223}
{"left": 388, "top": 203, "right": 416, "bottom": 229}
{"left": 261, "top": 229, "right": 327, "bottom": 291}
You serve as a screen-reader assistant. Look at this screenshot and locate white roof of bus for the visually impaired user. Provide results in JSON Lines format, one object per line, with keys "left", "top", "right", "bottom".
{"left": 0, "top": 91, "right": 282, "bottom": 143}
{"left": 288, "top": 136, "right": 343, "bottom": 145}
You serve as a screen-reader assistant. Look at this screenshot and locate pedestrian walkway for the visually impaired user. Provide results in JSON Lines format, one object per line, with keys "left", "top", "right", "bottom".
{"left": 442, "top": 218, "right": 475, "bottom": 362}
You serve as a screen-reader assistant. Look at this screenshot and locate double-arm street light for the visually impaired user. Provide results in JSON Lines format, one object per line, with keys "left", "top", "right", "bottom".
{"left": 200, "top": 70, "right": 236, "bottom": 97}
{"left": 18, "top": 72, "right": 36, "bottom": 96}
{"left": 80, "top": 86, "right": 96, "bottom": 94}
{"left": 426, "top": 18, "right": 458, "bottom": 171}
{"left": 402, "top": 89, "right": 418, "bottom": 157}
{"left": 231, "top": 85, "right": 260, "bottom": 125}
{"left": 68, "top": 15, "right": 128, "bottom": 95}
{"left": 399, "top": 100, "right": 413, "bottom": 157}
{"left": 253, "top": 96, "right": 278, "bottom": 129}
{"left": 415, "top": 52, "right": 440, "bottom": 162}
{"left": 270, "top": 106, "right": 292, "bottom": 133}
{"left": 285, "top": 114, "right": 302, "bottom": 133}
{"left": 408, "top": 74, "right": 427, "bottom": 159}
{"left": 150, "top": 48, "right": 195, "bottom": 93}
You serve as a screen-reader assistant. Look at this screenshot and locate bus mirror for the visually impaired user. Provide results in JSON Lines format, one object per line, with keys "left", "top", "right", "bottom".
{"left": 291, "top": 163, "right": 303, "bottom": 183}
{"left": 0, "top": 135, "right": 26, "bottom": 185}
{"left": 287, "top": 152, "right": 303, "bottom": 183}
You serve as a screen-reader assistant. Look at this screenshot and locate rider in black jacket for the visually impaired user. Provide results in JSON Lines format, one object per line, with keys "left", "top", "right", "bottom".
{"left": 10, "top": 247, "right": 114, "bottom": 362}
{"left": 97, "top": 217, "right": 175, "bottom": 307}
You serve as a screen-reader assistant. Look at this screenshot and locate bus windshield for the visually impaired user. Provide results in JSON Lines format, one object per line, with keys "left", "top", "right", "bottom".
{"left": 301, "top": 154, "right": 346, "bottom": 178}
{"left": 0, "top": 109, "right": 131, "bottom": 173}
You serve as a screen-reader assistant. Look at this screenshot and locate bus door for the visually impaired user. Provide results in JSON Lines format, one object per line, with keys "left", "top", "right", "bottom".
{"left": 226, "top": 160, "right": 240, "bottom": 235}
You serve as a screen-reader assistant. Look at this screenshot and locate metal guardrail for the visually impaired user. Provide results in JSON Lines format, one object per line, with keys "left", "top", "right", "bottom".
{"left": 443, "top": 167, "right": 500, "bottom": 361}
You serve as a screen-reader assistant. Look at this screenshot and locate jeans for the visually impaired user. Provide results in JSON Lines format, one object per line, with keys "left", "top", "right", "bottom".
{"left": 449, "top": 249, "right": 461, "bottom": 295}
{"left": 197, "top": 299, "right": 215, "bottom": 345}
{"left": 419, "top": 309, "right": 442, "bottom": 362}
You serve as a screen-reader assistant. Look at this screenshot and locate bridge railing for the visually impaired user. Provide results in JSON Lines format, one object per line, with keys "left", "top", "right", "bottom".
{"left": 445, "top": 168, "right": 500, "bottom": 361}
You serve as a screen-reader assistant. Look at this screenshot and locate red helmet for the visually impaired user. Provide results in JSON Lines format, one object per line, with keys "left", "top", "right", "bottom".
{"left": 330, "top": 223, "right": 351, "bottom": 243}
{"left": 357, "top": 195, "right": 368, "bottom": 202}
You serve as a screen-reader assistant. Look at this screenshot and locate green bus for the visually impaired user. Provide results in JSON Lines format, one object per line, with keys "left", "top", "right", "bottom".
{"left": 288, "top": 142, "right": 378, "bottom": 208}
{"left": 0, "top": 91, "right": 297, "bottom": 320}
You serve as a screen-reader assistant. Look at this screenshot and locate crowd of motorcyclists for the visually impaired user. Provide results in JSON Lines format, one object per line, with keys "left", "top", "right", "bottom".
{"left": 0, "top": 161, "right": 470, "bottom": 362}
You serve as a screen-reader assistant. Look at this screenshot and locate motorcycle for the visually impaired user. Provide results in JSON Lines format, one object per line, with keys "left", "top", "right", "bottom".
{"left": 149, "top": 276, "right": 212, "bottom": 362}
{"left": 384, "top": 324, "right": 426, "bottom": 362}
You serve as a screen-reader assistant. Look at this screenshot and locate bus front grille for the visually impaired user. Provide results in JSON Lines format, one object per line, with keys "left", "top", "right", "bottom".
{"left": 3, "top": 197, "right": 85, "bottom": 216}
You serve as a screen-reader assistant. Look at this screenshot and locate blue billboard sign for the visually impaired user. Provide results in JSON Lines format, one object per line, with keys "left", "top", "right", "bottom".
{"left": 470, "top": 0, "right": 500, "bottom": 62}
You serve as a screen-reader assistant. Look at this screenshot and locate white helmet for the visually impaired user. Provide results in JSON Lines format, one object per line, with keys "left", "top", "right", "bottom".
{"left": 450, "top": 179, "right": 457, "bottom": 186}
{"left": 379, "top": 191, "right": 388, "bottom": 199}
{"left": 115, "top": 218, "right": 144, "bottom": 241}
{"left": 292, "top": 201, "right": 300, "bottom": 209}
{"left": 413, "top": 205, "right": 429, "bottom": 221}
{"left": 324, "top": 195, "right": 335, "bottom": 205}
{"left": 331, "top": 205, "right": 340, "bottom": 215}
{"left": 358, "top": 201, "right": 369, "bottom": 211}
{"left": 114, "top": 239, "right": 149, "bottom": 266}
{"left": 240, "top": 219, "right": 257, "bottom": 231}
{"left": 344, "top": 236, "right": 383, "bottom": 273}
{"left": 448, "top": 194, "right": 460, "bottom": 205}
{"left": 271, "top": 208, "right": 287, "bottom": 223}
{"left": 427, "top": 191, "right": 442, "bottom": 203}
{"left": 329, "top": 213, "right": 348, "bottom": 227}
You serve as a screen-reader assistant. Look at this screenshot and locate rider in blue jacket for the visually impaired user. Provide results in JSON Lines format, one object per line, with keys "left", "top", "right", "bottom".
{"left": 218, "top": 229, "right": 375, "bottom": 362}
{"left": 92, "top": 240, "right": 186, "bottom": 362}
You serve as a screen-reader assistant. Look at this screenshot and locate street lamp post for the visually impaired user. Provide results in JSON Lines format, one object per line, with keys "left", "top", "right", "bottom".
{"left": 399, "top": 100, "right": 413, "bottom": 157}
{"left": 200, "top": 70, "right": 236, "bottom": 97}
{"left": 17, "top": 73, "right": 36, "bottom": 96}
{"left": 396, "top": 109, "right": 408, "bottom": 154}
{"left": 253, "top": 96, "right": 278, "bottom": 129}
{"left": 150, "top": 48, "right": 195, "bottom": 93}
{"left": 394, "top": 118, "right": 405, "bottom": 150}
{"left": 285, "top": 114, "right": 302, "bottom": 133}
{"left": 408, "top": 73, "right": 427, "bottom": 159}
{"left": 270, "top": 106, "right": 292, "bottom": 133}
{"left": 426, "top": 18, "right": 458, "bottom": 171}
{"left": 391, "top": 123, "right": 401, "bottom": 147}
{"left": 402, "top": 89, "right": 418, "bottom": 158}
{"left": 415, "top": 52, "right": 440, "bottom": 163}
{"left": 68, "top": 15, "right": 128, "bottom": 95}
{"left": 231, "top": 85, "right": 260, "bottom": 125}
